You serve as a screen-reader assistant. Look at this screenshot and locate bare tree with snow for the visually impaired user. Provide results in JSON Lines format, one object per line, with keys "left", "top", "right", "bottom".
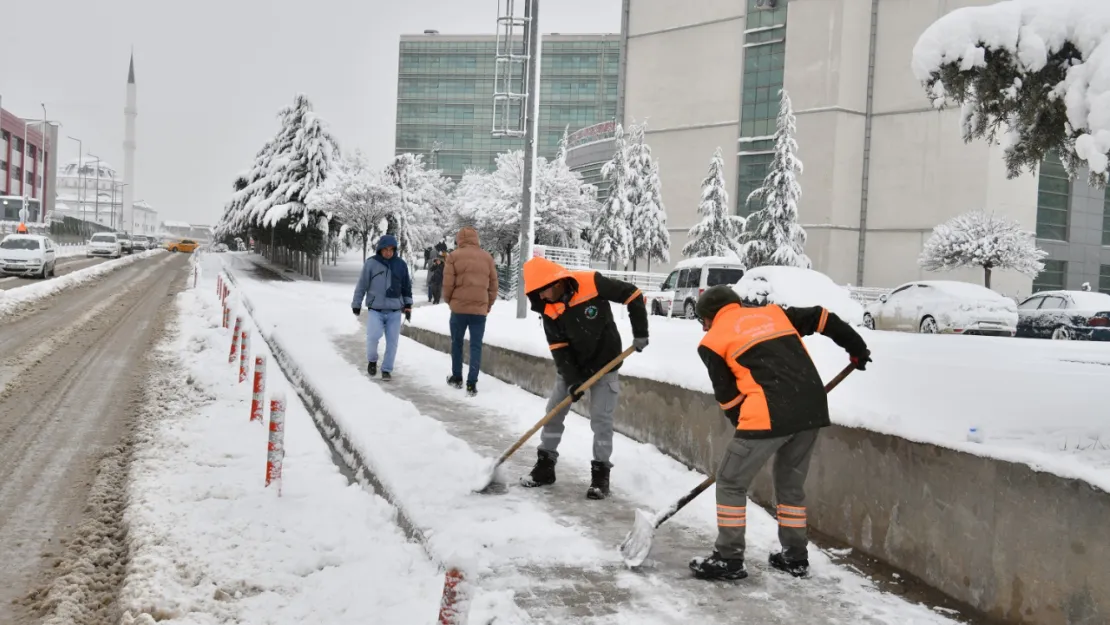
{"left": 918, "top": 210, "right": 1048, "bottom": 288}
{"left": 739, "top": 90, "right": 811, "bottom": 269}
{"left": 912, "top": 0, "right": 1110, "bottom": 187}
{"left": 625, "top": 122, "right": 670, "bottom": 270}
{"left": 683, "top": 147, "right": 745, "bottom": 259}
{"left": 306, "top": 150, "right": 399, "bottom": 260}
{"left": 591, "top": 124, "right": 635, "bottom": 268}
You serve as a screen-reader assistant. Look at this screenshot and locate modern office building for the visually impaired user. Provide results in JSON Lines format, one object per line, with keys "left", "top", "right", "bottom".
{"left": 395, "top": 32, "right": 620, "bottom": 181}
{"left": 563, "top": 120, "right": 617, "bottom": 203}
{"left": 0, "top": 107, "right": 54, "bottom": 222}
{"left": 621, "top": 0, "right": 1109, "bottom": 295}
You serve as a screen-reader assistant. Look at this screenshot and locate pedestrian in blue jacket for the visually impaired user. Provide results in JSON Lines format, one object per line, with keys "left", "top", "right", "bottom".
{"left": 352, "top": 234, "right": 413, "bottom": 381}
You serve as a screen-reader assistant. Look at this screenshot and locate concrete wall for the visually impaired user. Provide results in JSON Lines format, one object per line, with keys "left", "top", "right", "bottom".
{"left": 403, "top": 324, "right": 1110, "bottom": 625}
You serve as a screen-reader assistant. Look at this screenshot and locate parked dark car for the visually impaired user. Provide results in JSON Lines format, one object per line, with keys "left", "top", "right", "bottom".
{"left": 1016, "top": 290, "right": 1110, "bottom": 341}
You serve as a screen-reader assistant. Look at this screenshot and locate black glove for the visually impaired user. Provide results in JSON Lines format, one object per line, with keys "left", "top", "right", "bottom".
{"left": 850, "top": 348, "right": 872, "bottom": 371}
{"left": 352, "top": 307, "right": 361, "bottom": 317}
{"left": 403, "top": 308, "right": 412, "bottom": 322}
{"left": 567, "top": 382, "right": 586, "bottom": 403}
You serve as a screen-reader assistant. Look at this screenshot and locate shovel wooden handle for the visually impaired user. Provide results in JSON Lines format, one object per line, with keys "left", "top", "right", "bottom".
{"left": 654, "top": 362, "right": 857, "bottom": 525}
{"left": 494, "top": 345, "right": 638, "bottom": 467}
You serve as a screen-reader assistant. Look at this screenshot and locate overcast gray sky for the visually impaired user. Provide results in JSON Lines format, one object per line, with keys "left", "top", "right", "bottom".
{"left": 2, "top": 0, "right": 621, "bottom": 225}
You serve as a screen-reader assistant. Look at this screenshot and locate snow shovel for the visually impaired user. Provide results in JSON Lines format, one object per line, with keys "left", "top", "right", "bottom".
{"left": 619, "top": 362, "right": 857, "bottom": 568}
{"left": 475, "top": 345, "right": 638, "bottom": 494}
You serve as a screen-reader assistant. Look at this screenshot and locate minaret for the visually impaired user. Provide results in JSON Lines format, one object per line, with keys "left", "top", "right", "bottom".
{"left": 122, "top": 51, "right": 137, "bottom": 233}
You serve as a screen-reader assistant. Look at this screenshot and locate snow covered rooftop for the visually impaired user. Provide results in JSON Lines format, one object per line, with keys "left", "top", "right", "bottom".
{"left": 161, "top": 220, "right": 192, "bottom": 228}
{"left": 59, "top": 158, "right": 117, "bottom": 179}
{"left": 674, "top": 255, "right": 744, "bottom": 270}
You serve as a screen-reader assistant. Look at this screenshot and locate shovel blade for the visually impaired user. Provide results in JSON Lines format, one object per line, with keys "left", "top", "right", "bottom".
{"left": 619, "top": 508, "right": 657, "bottom": 568}
{"left": 473, "top": 459, "right": 509, "bottom": 495}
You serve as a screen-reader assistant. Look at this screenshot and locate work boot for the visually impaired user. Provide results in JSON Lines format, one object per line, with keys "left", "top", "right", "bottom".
{"left": 367, "top": 361, "right": 377, "bottom": 377}
{"left": 466, "top": 381, "right": 478, "bottom": 397}
{"left": 520, "top": 450, "right": 557, "bottom": 487}
{"left": 769, "top": 552, "right": 810, "bottom": 578}
{"left": 446, "top": 375, "right": 463, "bottom": 389}
{"left": 586, "top": 461, "right": 611, "bottom": 500}
{"left": 689, "top": 551, "right": 748, "bottom": 581}
{"left": 381, "top": 371, "right": 392, "bottom": 382}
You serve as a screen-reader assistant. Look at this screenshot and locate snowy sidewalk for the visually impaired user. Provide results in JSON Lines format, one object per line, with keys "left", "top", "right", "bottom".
{"left": 219, "top": 255, "right": 967, "bottom": 624}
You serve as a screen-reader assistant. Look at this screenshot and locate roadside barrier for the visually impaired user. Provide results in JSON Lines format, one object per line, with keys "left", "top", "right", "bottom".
{"left": 216, "top": 275, "right": 222, "bottom": 298}
{"left": 437, "top": 568, "right": 470, "bottom": 625}
{"left": 250, "top": 355, "right": 266, "bottom": 423}
{"left": 265, "top": 392, "right": 286, "bottom": 495}
{"left": 222, "top": 304, "right": 230, "bottom": 329}
{"left": 239, "top": 330, "right": 250, "bottom": 383}
{"left": 229, "top": 316, "right": 242, "bottom": 361}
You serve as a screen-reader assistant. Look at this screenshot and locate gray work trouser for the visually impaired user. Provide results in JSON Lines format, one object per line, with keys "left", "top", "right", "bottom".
{"left": 538, "top": 372, "right": 620, "bottom": 466}
{"left": 715, "top": 429, "right": 819, "bottom": 562}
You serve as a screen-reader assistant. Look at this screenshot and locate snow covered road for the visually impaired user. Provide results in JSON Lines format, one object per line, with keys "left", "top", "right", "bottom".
{"left": 0, "top": 251, "right": 186, "bottom": 624}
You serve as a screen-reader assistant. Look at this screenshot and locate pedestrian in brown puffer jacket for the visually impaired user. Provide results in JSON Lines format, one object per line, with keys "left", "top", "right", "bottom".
{"left": 443, "top": 227, "right": 499, "bottom": 395}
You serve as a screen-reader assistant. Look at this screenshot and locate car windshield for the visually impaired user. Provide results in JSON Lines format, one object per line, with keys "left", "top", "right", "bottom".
{"left": 0, "top": 238, "right": 40, "bottom": 250}
{"left": 707, "top": 268, "right": 744, "bottom": 287}
{"left": 91, "top": 235, "right": 115, "bottom": 242}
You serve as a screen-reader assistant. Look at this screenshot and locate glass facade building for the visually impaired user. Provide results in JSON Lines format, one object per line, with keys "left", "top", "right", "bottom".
{"left": 736, "top": 0, "right": 788, "bottom": 216}
{"left": 396, "top": 33, "right": 620, "bottom": 180}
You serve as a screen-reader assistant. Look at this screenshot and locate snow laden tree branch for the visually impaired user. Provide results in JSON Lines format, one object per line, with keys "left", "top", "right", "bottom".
{"left": 625, "top": 122, "right": 670, "bottom": 270}
{"left": 918, "top": 210, "right": 1048, "bottom": 288}
{"left": 912, "top": 0, "right": 1110, "bottom": 186}
{"left": 591, "top": 124, "right": 636, "bottom": 267}
{"left": 683, "top": 147, "right": 745, "bottom": 259}
{"left": 383, "top": 154, "right": 453, "bottom": 262}
{"left": 306, "top": 150, "right": 399, "bottom": 261}
{"left": 739, "top": 90, "right": 811, "bottom": 269}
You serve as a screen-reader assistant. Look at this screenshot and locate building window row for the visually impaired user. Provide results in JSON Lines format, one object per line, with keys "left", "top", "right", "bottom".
{"left": 1101, "top": 264, "right": 1110, "bottom": 295}
{"left": 1103, "top": 188, "right": 1110, "bottom": 246}
{"left": 736, "top": 0, "right": 787, "bottom": 216}
{"left": 1033, "top": 259, "right": 1067, "bottom": 292}
{"left": 1036, "top": 151, "right": 1070, "bottom": 241}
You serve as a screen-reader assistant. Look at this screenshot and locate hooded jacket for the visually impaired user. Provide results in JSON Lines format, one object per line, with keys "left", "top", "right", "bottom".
{"left": 523, "top": 257, "right": 649, "bottom": 386}
{"left": 352, "top": 234, "right": 413, "bottom": 312}
{"left": 443, "top": 227, "right": 498, "bottom": 316}
{"left": 695, "top": 285, "right": 867, "bottom": 439}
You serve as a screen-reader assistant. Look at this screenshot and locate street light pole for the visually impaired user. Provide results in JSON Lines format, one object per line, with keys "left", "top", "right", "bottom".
{"left": 87, "top": 153, "right": 101, "bottom": 226}
{"left": 40, "top": 103, "right": 47, "bottom": 222}
{"left": 516, "top": 0, "right": 541, "bottom": 318}
{"left": 67, "top": 136, "right": 82, "bottom": 217}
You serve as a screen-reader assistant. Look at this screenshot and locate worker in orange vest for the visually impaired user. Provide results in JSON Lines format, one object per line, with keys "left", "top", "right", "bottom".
{"left": 16, "top": 223, "right": 28, "bottom": 234}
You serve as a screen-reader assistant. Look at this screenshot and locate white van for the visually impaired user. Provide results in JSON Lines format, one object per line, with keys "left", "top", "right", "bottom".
{"left": 644, "top": 256, "right": 746, "bottom": 319}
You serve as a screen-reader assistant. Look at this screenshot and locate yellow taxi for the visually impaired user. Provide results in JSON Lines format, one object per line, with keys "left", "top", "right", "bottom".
{"left": 165, "top": 238, "right": 199, "bottom": 253}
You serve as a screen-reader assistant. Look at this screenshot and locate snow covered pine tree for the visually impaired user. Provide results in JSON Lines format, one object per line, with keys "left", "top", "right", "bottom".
{"left": 912, "top": 0, "right": 1110, "bottom": 186}
{"left": 306, "top": 150, "right": 399, "bottom": 260}
{"left": 592, "top": 124, "right": 635, "bottom": 268}
{"left": 683, "top": 148, "right": 745, "bottom": 258}
{"left": 918, "top": 210, "right": 1047, "bottom": 288}
{"left": 739, "top": 90, "right": 811, "bottom": 269}
{"left": 625, "top": 123, "right": 670, "bottom": 271}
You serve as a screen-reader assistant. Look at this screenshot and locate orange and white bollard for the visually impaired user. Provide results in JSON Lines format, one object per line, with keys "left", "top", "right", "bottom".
{"left": 437, "top": 568, "right": 469, "bottom": 625}
{"left": 193, "top": 265, "right": 198, "bottom": 289}
{"left": 238, "top": 330, "right": 249, "bottom": 383}
{"left": 265, "top": 391, "right": 286, "bottom": 495}
{"left": 216, "top": 275, "right": 222, "bottom": 298}
{"left": 229, "top": 316, "right": 243, "bottom": 362}
{"left": 250, "top": 355, "right": 266, "bottom": 422}
{"left": 222, "top": 304, "right": 230, "bottom": 329}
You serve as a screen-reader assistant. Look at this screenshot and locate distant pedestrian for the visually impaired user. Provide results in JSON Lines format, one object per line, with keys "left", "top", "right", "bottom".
{"left": 352, "top": 234, "right": 413, "bottom": 382}
{"left": 423, "top": 247, "right": 432, "bottom": 270}
{"left": 428, "top": 255, "right": 445, "bottom": 304}
{"left": 443, "top": 227, "right": 498, "bottom": 396}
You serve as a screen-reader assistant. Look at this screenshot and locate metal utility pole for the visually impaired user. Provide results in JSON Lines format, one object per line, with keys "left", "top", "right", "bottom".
{"left": 492, "top": 0, "right": 541, "bottom": 318}
{"left": 68, "top": 136, "right": 83, "bottom": 216}
{"left": 88, "top": 153, "right": 101, "bottom": 225}
{"left": 40, "top": 103, "right": 47, "bottom": 222}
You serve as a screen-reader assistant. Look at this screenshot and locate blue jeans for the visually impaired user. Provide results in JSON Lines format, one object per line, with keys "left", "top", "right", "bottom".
{"left": 450, "top": 313, "right": 487, "bottom": 384}
{"left": 366, "top": 310, "right": 403, "bottom": 372}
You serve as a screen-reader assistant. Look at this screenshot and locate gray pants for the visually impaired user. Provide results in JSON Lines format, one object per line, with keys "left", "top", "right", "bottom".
{"left": 715, "top": 429, "right": 819, "bottom": 562}
{"left": 538, "top": 372, "right": 620, "bottom": 466}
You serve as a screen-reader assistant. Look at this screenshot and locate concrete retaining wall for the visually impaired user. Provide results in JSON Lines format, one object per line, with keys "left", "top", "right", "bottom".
{"left": 403, "top": 325, "right": 1110, "bottom": 625}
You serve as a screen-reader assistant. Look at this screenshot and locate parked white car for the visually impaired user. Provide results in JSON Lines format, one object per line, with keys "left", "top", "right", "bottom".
{"left": 87, "top": 233, "right": 123, "bottom": 258}
{"left": 0, "top": 234, "right": 57, "bottom": 279}
{"left": 645, "top": 256, "right": 747, "bottom": 318}
{"left": 733, "top": 266, "right": 866, "bottom": 326}
{"left": 863, "top": 280, "right": 1018, "bottom": 336}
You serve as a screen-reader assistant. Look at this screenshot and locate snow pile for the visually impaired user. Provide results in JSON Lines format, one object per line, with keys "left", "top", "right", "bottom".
{"left": 911, "top": 0, "right": 1110, "bottom": 176}
{"left": 118, "top": 286, "right": 443, "bottom": 624}
{"left": 0, "top": 248, "right": 166, "bottom": 319}
{"left": 401, "top": 287, "right": 1110, "bottom": 490}
{"left": 1065, "top": 291, "right": 1110, "bottom": 311}
{"left": 734, "top": 266, "right": 865, "bottom": 326}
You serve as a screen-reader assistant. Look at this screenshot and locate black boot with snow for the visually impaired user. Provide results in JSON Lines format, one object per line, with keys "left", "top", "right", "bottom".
{"left": 367, "top": 362, "right": 377, "bottom": 377}
{"left": 381, "top": 371, "right": 392, "bottom": 382}
{"left": 586, "top": 461, "right": 610, "bottom": 500}
{"left": 769, "top": 552, "right": 809, "bottom": 578}
{"left": 446, "top": 375, "right": 463, "bottom": 389}
{"left": 689, "top": 551, "right": 748, "bottom": 581}
{"left": 520, "top": 450, "right": 556, "bottom": 487}
{"left": 466, "top": 382, "right": 478, "bottom": 397}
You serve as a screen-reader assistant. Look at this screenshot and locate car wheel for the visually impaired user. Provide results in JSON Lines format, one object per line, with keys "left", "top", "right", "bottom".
{"left": 1051, "top": 325, "right": 1073, "bottom": 341}
{"left": 919, "top": 316, "right": 939, "bottom": 334}
{"left": 171, "top": 248, "right": 178, "bottom": 253}
{"left": 863, "top": 313, "right": 875, "bottom": 330}
{"left": 684, "top": 300, "right": 697, "bottom": 320}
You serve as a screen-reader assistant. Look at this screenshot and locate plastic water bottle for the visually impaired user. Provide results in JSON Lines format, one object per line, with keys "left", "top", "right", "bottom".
{"left": 967, "top": 427, "right": 985, "bottom": 444}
